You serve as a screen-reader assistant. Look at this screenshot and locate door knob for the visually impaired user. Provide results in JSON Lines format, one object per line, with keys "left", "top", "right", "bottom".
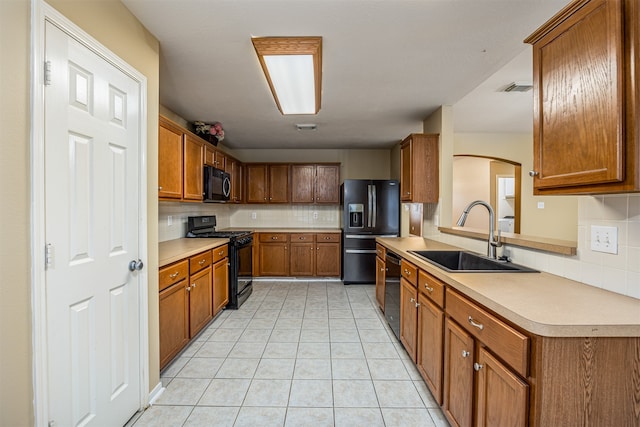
{"left": 129, "top": 259, "right": 144, "bottom": 272}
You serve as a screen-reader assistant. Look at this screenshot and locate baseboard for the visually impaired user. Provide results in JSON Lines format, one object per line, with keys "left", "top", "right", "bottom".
{"left": 148, "top": 381, "right": 165, "bottom": 406}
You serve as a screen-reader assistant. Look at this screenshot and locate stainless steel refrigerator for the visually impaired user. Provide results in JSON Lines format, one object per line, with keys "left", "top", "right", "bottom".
{"left": 341, "top": 179, "right": 400, "bottom": 284}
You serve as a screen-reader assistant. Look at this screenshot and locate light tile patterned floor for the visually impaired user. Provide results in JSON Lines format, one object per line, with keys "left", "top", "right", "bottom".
{"left": 132, "top": 281, "right": 450, "bottom": 427}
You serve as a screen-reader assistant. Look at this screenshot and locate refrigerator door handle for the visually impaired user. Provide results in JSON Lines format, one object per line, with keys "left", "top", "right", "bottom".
{"left": 367, "top": 185, "right": 373, "bottom": 228}
{"left": 372, "top": 185, "right": 377, "bottom": 228}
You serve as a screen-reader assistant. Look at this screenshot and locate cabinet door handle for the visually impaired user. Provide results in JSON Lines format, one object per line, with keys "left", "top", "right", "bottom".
{"left": 468, "top": 316, "right": 484, "bottom": 330}
{"left": 461, "top": 350, "right": 470, "bottom": 358}
{"left": 169, "top": 272, "right": 179, "bottom": 279}
{"left": 474, "top": 362, "right": 484, "bottom": 371}
{"left": 529, "top": 170, "right": 539, "bottom": 177}
{"left": 158, "top": 186, "right": 163, "bottom": 190}
{"left": 424, "top": 285, "right": 434, "bottom": 293}
{"left": 409, "top": 297, "right": 420, "bottom": 308}
{"left": 191, "top": 283, "right": 196, "bottom": 288}
{"left": 186, "top": 286, "right": 191, "bottom": 292}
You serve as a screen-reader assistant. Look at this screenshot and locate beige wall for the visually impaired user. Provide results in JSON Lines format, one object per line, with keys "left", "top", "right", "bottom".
{"left": 0, "top": 1, "right": 160, "bottom": 425}
{"left": 1, "top": 1, "right": 32, "bottom": 425}
{"left": 454, "top": 133, "right": 578, "bottom": 241}
{"left": 232, "top": 148, "right": 392, "bottom": 180}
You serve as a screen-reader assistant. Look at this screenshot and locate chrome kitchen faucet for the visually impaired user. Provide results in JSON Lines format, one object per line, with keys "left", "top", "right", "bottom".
{"left": 456, "top": 200, "right": 502, "bottom": 259}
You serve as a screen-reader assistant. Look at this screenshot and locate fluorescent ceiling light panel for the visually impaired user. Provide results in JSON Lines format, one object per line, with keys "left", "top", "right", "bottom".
{"left": 252, "top": 36, "right": 322, "bottom": 115}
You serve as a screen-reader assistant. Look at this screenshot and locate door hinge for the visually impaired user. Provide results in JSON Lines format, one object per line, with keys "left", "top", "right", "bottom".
{"left": 45, "top": 243, "right": 54, "bottom": 269}
{"left": 44, "top": 61, "right": 52, "bottom": 86}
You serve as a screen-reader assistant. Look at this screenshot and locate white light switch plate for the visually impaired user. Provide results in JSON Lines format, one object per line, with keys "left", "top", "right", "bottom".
{"left": 590, "top": 225, "right": 618, "bottom": 254}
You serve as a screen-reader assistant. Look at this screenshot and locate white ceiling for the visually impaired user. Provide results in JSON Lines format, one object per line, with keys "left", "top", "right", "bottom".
{"left": 122, "top": 0, "right": 571, "bottom": 150}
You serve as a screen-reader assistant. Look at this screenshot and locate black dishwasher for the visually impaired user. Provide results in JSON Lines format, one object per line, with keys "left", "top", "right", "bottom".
{"left": 384, "top": 251, "right": 402, "bottom": 340}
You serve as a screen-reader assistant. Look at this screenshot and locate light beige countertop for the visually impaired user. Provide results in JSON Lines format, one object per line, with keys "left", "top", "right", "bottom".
{"left": 159, "top": 238, "right": 229, "bottom": 268}
{"left": 378, "top": 237, "right": 640, "bottom": 338}
{"left": 228, "top": 227, "right": 342, "bottom": 233}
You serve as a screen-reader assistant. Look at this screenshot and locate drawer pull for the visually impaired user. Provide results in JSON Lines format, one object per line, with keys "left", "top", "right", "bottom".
{"left": 468, "top": 316, "right": 484, "bottom": 330}
{"left": 403, "top": 269, "right": 411, "bottom": 275}
{"left": 461, "top": 350, "right": 470, "bottom": 358}
{"left": 272, "top": 236, "right": 278, "bottom": 240}
{"left": 424, "top": 285, "right": 434, "bottom": 293}
{"left": 198, "top": 259, "right": 206, "bottom": 265}
{"left": 299, "top": 236, "right": 306, "bottom": 240}
{"left": 474, "top": 362, "right": 484, "bottom": 371}
{"left": 325, "top": 237, "right": 331, "bottom": 240}
{"left": 218, "top": 250, "right": 224, "bottom": 256}
{"left": 169, "top": 272, "right": 179, "bottom": 279}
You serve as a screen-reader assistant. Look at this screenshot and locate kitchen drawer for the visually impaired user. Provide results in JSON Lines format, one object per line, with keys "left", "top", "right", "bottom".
{"left": 212, "top": 244, "right": 228, "bottom": 263}
{"left": 418, "top": 270, "right": 444, "bottom": 308}
{"left": 159, "top": 260, "right": 189, "bottom": 292}
{"left": 401, "top": 259, "right": 418, "bottom": 286}
{"left": 259, "top": 233, "right": 290, "bottom": 243}
{"left": 317, "top": 233, "right": 341, "bottom": 243}
{"left": 446, "top": 289, "right": 529, "bottom": 377}
{"left": 189, "top": 250, "right": 212, "bottom": 274}
{"left": 375, "top": 243, "right": 386, "bottom": 259}
{"left": 291, "top": 233, "right": 314, "bottom": 242}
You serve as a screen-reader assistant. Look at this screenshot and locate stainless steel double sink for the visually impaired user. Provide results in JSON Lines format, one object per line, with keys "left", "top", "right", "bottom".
{"left": 408, "top": 250, "right": 539, "bottom": 273}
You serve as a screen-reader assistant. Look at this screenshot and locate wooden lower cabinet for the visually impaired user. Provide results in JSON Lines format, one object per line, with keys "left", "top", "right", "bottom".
{"left": 159, "top": 244, "right": 229, "bottom": 370}
{"left": 400, "top": 278, "right": 418, "bottom": 362}
{"left": 417, "top": 293, "right": 444, "bottom": 405}
{"left": 290, "top": 234, "right": 315, "bottom": 276}
{"left": 315, "top": 239, "right": 341, "bottom": 276}
{"left": 258, "top": 243, "right": 289, "bottom": 276}
{"left": 476, "top": 347, "right": 528, "bottom": 427}
{"left": 159, "top": 280, "right": 189, "bottom": 370}
{"left": 255, "top": 232, "right": 341, "bottom": 277}
{"left": 188, "top": 265, "right": 213, "bottom": 337}
{"left": 212, "top": 257, "right": 229, "bottom": 316}
{"left": 443, "top": 318, "right": 475, "bottom": 427}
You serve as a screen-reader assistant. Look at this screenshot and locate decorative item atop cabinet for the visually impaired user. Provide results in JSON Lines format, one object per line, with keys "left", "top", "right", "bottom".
{"left": 525, "top": 0, "right": 640, "bottom": 194}
{"left": 400, "top": 134, "right": 439, "bottom": 203}
{"left": 192, "top": 120, "right": 224, "bottom": 145}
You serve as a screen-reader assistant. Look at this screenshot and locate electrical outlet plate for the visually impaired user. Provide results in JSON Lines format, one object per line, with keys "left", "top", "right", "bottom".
{"left": 167, "top": 215, "right": 173, "bottom": 226}
{"left": 590, "top": 225, "right": 618, "bottom": 254}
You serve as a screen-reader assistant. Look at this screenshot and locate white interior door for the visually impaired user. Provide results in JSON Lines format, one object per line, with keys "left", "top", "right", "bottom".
{"left": 44, "top": 21, "right": 142, "bottom": 426}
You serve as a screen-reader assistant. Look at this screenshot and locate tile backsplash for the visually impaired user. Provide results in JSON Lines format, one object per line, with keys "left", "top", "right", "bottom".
{"left": 158, "top": 203, "right": 341, "bottom": 242}
{"left": 423, "top": 194, "right": 640, "bottom": 299}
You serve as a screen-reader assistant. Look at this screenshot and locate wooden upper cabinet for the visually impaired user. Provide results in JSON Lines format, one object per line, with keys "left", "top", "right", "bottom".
{"left": 225, "top": 156, "right": 243, "bottom": 203}
{"left": 400, "top": 134, "right": 439, "bottom": 203}
{"left": 291, "top": 165, "right": 315, "bottom": 203}
{"left": 268, "top": 164, "right": 290, "bottom": 203}
{"left": 525, "top": 0, "right": 640, "bottom": 194}
{"left": 182, "top": 134, "right": 204, "bottom": 201}
{"left": 245, "top": 164, "right": 268, "bottom": 203}
{"left": 158, "top": 116, "right": 183, "bottom": 200}
{"left": 291, "top": 164, "right": 340, "bottom": 204}
{"left": 246, "top": 164, "right": 290, "bottom": 203}
{"left": 315, "top": 165, "right": 340, "bottom": 203}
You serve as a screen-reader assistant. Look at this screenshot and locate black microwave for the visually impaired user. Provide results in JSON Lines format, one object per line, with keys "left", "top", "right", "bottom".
{"left": 203, "top": 165, "right": 231, "bottom": 202}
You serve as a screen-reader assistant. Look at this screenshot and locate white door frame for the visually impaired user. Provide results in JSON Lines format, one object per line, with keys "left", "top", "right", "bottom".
{"left": 30, "top": 1, "right": 149, "bottom": 425}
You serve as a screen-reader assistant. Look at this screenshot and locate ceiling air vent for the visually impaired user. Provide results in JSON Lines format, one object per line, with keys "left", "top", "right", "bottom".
{"left": 295, "top": 124, "right": 317, "bottom": 131}
{"left": 503, "top": 82, "right": 533, "bottom": 92}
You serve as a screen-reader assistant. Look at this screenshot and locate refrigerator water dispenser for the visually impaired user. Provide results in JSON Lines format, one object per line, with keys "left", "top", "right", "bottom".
{"left": 349, "top": 204, "right": 364, "bottom": 228}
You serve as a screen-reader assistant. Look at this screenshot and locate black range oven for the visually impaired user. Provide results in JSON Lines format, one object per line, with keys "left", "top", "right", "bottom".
{"left": 186, "top": 216, "right": 253, "bottom": 309}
